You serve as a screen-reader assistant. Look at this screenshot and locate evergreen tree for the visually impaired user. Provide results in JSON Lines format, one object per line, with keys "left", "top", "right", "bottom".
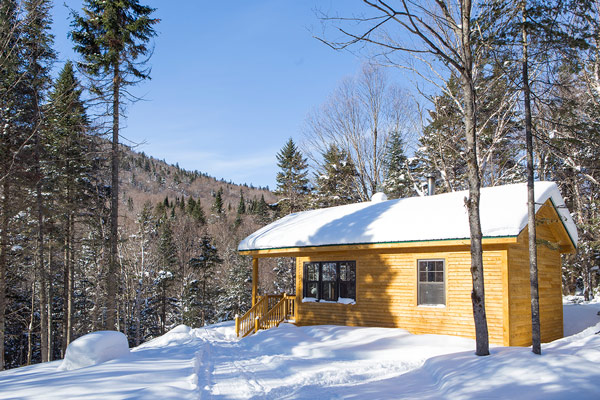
{"left": 237, "top": 190, "right": 246, "bottom": 215}
{"left": 212, "top": 188, "right": 224, "bottom": 216}
{"left": 275, "top": 138, "right": 309, "bottom": 214}
{"left": 314, "top": 144, "right": 359, "bottom": 207}
{"left": 156, "top": 221, "right": 177, "bottom": 334}
{"left": 193, "top": 200, "right": 206, "bottom": 224}
{"left": 152, "top": 270, "right": 175, "bottom": 335}
{"left": 46, "top": 60, "right": 93, "bottom": 357}
{"left": 414, "top": 75, "right": 468, "bottom": 193}
{"left": 254, "top": 194, "right": 270, "bottom": 225}
{"left": 234, "top": 190, "right": 246, "bottom": 227}
{"left": 218, "top": 250, "right": 252, "bottom": 320}
{"left": 188, "top": 234, "right": 222, "bottom": 326}
{"left": 382, "top": 131, "right": 413, "bottom": 199}
{"left": 0, "top": 0, "right": 24, "bottom": 371}
{"left": 186, "top": 197, "right": 197, "bottom": 215}
{"left": 22, "top": 3, "right": 56, "bottom": 356}
{"left": 70, "top": 0, "right": 158, "bottom": 330}
{"left": 273, "top": 258, "right": 295, "bottom": 295}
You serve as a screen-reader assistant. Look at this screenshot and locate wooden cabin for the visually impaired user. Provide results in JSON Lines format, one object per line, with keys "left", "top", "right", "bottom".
{"left": 237, "top": 181, "right": 577, "bottom": 346}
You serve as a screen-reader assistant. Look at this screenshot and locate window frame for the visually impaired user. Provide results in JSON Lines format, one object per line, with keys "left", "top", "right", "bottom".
{"left": 303, "top": 261, "right": 356, "bottom": 303}
{"left": 417, "top": 259, "right": 446, "bottom": 306}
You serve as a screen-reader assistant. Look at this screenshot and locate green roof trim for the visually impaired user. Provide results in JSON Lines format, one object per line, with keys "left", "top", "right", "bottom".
{"left": 239, "top": 235, "right": 519, "bottom": 253}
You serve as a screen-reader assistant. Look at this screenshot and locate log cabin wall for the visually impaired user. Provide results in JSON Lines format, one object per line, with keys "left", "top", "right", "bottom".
{"left": 506, "top": 201, "right": 566, "bottom": 346}
{"left": 294, "top": 245, "right": 509, "bottom": 345}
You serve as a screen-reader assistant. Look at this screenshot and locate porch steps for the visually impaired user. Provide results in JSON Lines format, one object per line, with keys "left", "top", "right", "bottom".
{"left": 235, "top": 294, "right": 296, "bottom": 337}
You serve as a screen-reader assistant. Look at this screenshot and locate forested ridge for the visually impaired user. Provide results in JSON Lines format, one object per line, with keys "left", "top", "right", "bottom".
{"left": 2, "top": 133, "right": 280, "bottom": 369}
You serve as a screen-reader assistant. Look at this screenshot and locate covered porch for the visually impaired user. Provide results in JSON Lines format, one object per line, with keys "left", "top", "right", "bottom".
{"left": 234, "top": 257, "right": 297, "bottom": 337}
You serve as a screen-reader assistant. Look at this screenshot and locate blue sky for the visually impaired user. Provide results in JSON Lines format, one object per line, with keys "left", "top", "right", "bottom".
{"left": 51, "top": 1, "right": 372, "bottom": 189}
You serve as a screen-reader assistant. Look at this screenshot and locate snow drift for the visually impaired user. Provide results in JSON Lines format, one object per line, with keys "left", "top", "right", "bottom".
{"left": 58, "top": 330, "right": 130, "bottom": 371}
{"left": 1, "top": 302, "right": 598, "bottom": 399}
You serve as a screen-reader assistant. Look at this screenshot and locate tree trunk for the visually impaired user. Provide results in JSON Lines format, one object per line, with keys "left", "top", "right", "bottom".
{"left": 0, "top": 180, "right": 10, "bottom": 370}
{"left": 522, "top": 1, "right": 541, "bottom": 355}
{"left": 67, "top": 213, "right": 74, "bottom": 345}
{"left": 161, "top": 287, "right": 166, "bottom": 335}
{"left": 458, "top": 0, "right": 490, "bottom": 357}
{"left": 107, "top": 62, "right": 121, "bottom": 330}
{"left": 62, "top": 229, "right": 69, "bottom": 357}
{"left": 135, "top": 281, "right": 141, "bottom": 346}
{"left": 47, "top": 242, "right": 53, "bottom": 361}
{"left": 35, "top": 128, "right": 48, "bottom": 363}
{"left": 27, "top": 282, "right": 35, "bottom": 365}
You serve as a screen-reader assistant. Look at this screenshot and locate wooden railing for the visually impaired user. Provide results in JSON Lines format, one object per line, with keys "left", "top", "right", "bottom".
{"left": 258, "top": 294, "right": 296, "bottom": 330}
{"left": 236, "top": 295, "right": 268, "bottom": 338}
{"left": 235, "top": 294, "right": 296, "bottom": 337}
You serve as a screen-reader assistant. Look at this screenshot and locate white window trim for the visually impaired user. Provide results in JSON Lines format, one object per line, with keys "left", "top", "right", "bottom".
{"left": 417, "top": 258, "right": 446, "bottom": 307}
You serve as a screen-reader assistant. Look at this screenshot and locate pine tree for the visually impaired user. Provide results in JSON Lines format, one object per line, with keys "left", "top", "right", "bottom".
{"left": 70, "top": 0, "right": 158, "bottom": 330}
{"left": 219, "top": 251, "right": 252, "bottom": 320}
{"left": 46, "top": 60, "right": 93, "bottom": 357}
{"left": 21, "top": 1, "right": 55, "bottom": 357}
{"left": 193, "top": 201, "right": 206, "bottom": 225}
{"left": 186, "top": 197, "right": 197, "bottom": 215}
{"left": 156, "top": 221, "right": 177, "bottom": 334}
{"left": 382, "top": 132, "right": 413, "bottom": 199}
{"left": 0, "top": 0, "right": 24, "bottom": 371}
{"left": 212, "top": 188, "right": 224, "bottom": 216}
{"left": 275, "top": 138, "right": 309, "bottom": 214}
{"left": 314, "top": 144, "right": 359, "bottom": 207}
{"left": 188, "top": 234, "right": 222, "bottom": 326}
{"left": 237, "top": 190, "right": 246, "bottom": 215}
{"left": 415, "top": 75, "right": 468, "bottom": 193}
{"left": 254, "top": 194, "right": 270, "bottom": 225}
{"left": 272, "top": 258, "right": 295, "bottom": 294}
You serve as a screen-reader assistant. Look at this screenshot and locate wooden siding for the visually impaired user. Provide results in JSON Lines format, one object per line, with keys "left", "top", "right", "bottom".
{"left": 295, "top": 246, "right": 508, "bottom": 345}
{"left": 506, "top": 200, "right": 565, "bottom": 346}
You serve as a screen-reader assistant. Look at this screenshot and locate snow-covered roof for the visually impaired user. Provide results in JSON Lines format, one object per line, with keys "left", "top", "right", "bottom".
{"left": 238, "top": 181, "right": 577, "bottom": 252}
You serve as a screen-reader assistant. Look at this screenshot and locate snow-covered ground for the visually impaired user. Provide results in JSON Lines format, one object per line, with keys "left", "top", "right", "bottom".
{"left": 1, "top": 301, "right": 599, "bottom": 400}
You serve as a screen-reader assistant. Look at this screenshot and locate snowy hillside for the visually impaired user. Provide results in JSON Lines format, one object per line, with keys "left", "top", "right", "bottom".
{"left": 1, "top": 301, "right": 599, "bottom": 400}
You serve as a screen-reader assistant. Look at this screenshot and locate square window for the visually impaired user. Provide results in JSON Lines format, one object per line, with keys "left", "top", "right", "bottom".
{"left": 303, "top": 261, "right": 356, "bottom": 302}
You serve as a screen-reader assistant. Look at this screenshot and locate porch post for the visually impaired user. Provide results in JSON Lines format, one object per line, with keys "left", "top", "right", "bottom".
{"left": 252, "top": 257, "right": 259, "bottom": 306}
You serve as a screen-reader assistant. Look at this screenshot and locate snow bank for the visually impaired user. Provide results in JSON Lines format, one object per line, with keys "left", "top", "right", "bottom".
{"left": 58, "top": 331, "right": 130, "bottom": 371}
{"left": 135, "top": 324, "right": 193, "bottom": 350}
{"left": 563, "top": 297, "right": 600, "bottom": 336}
{"left": 2, "top": 303, "right": 599, "bottom": 399}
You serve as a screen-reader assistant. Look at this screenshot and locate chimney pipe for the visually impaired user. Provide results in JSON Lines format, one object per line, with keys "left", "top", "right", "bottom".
{"left": 426, "top": 174, "right": 435, "bottom": 196}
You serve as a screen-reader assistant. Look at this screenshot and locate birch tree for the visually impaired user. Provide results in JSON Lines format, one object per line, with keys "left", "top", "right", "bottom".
{"left": 303, "top": 64, "right": 416, "bottom": 201}
{"left": 320, "top": 0, "right": 491, "bottom": 355}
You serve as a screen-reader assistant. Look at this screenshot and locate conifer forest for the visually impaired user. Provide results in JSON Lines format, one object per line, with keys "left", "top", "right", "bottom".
{"left": 1, "top": 0, "right": 599, "bottom": 371}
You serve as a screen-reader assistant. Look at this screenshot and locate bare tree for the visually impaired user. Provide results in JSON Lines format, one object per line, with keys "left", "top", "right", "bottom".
{"left": 303, "top": 63, "right": 417, "bottom": 201}
{"left": 318, "top": 0, "right": 490, "bottom": 355}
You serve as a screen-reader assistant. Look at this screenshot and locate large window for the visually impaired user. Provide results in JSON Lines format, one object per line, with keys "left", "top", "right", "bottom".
{"left": 303, "top": 261, "right": 356, "bottom": 302}
{"left": 418, "top": 259, "right": 445, "bottom": 306}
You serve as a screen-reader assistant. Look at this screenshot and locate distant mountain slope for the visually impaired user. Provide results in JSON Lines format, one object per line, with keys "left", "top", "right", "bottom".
{"left": 118, "top": 145, "right": 277, "bottom": 223}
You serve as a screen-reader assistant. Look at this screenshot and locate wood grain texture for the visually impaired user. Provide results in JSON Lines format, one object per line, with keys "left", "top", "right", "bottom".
{"left": 507, "top": 200, "right": 565, "bottom": 346}
{"left": 295, "top": 248, "right": 507, "bottom": 345}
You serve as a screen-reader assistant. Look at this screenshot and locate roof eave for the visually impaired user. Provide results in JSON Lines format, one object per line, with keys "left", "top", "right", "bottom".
{"left": 238, "top": 236, "right": 519, "bottom": 257}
